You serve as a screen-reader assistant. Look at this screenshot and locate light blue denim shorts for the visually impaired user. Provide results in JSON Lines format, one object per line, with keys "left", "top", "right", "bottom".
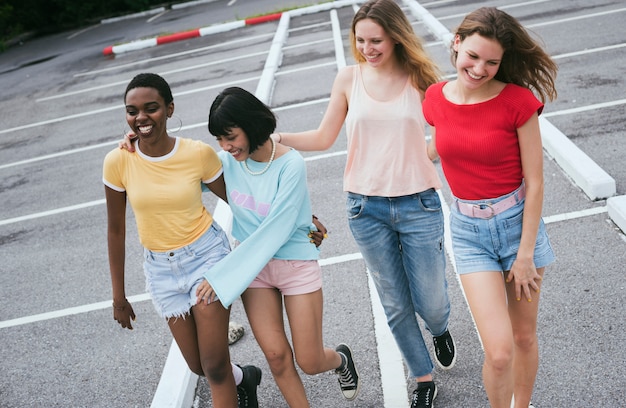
{"left": 143, "top": 222, "right": 231, "bottom": 319}
{"left": 450, "top": 190, "right": 555, "bottom": 275}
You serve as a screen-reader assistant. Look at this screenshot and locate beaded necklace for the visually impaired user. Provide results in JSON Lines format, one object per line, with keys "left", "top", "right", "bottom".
{"left": 243, "top": 137, "right": 276, "bottom": 176}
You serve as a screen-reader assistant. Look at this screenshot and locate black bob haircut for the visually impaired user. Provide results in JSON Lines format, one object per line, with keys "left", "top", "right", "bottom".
{"left": 208, "top": 87, "right": 277, "bottom": 154}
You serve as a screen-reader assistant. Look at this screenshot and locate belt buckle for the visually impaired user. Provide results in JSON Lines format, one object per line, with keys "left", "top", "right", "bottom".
{"left": 473, "top": 203, "right": 495, "bottom": 219}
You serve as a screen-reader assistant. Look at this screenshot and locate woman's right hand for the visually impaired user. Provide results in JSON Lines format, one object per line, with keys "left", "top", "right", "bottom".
{"left": 113, "top": 298, "right": 136, "bottom": 330}
{"left": 118, "top": 132, "right": 137, "bottom": 152}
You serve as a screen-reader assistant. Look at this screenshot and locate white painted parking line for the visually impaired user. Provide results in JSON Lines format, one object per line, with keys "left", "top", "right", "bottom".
{"left": 2, "top": 70, "right": 261, "bottom": 136}
{"left": 101, "top": 7, "right": 165, "bottom": 24}
{"left": 0, "top": 293, "right": 151, "bottom": 329}
{"left": 543, "top": 206, "right": 608, "bottom": 224}
{"left": 71, "top": 32, "right": 274, "bottom": 79}
{"left": 367, "top": 270, "right": 410, "bottom": 408}
{"left": 543, "top": 99, "right": 626, "bottom": 118}
{"left": 435, "top": 0, "right": 552, "bottom": 20}
{"left": 147, "top": 9, "right": 168, "bottom": 23}
{"left": 0, "top": 105, "right": 122, "bottom": 135}
{"left": 171, "top": 0, "right": 220, "bottom": 11}
{"left": 0, "top": 199, "right": 105, "bottom": 226}
{"left": 66, "top": 24, "right": 98, "bottom": 40}
{"left": 34, "top": 49, "right": 268, "bottom": 103}
{"left": 0, "top": 141, "right": 117, "bottom": 170}
{"left": 552, "top": 43, "right": 626, "bottom": 60}
{"left": 275, "top": 61, "right": 335, "bottom": 76}
{"left": 527, "top": 7, "right": 626, "bottom": 28}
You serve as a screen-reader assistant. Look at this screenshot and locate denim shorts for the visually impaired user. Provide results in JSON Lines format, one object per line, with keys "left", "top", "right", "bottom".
{"left": 248, "top": 259, "right": 322, "bottom": 295}
{"left": 143, "top": 222, "right": 231, "bottom": 319}
{"left": 450, "top": 190, "right": 555, "bottom": 275}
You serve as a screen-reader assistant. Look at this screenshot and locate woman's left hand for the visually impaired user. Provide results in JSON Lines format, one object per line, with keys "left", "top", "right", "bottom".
{"left": 118, "top": 131, "right": 137, "bottom": 152}
{"left": 196, "top": 279, "right": 216, "bottom": 305}
{"left": 506, "top": 257, "right": 542, "bottom": 302}
{"left": 310, "top": 215, "right": 328, "bottom": 247}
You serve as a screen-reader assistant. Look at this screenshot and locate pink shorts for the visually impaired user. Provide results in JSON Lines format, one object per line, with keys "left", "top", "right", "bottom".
{"left": 248, "top": 259, "right": 322, "bottom": 295}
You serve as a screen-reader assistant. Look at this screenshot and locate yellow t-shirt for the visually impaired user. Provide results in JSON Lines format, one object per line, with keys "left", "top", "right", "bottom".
{"left": 103, "top": 137, "right": 223, "bottom": 251}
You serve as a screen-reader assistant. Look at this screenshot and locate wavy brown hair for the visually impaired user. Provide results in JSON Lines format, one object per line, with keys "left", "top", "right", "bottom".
{"left": 452, "top": 7, "right": 558, "bottom": 102}
{"left": 350, "top": 0, "right": 442, "bottom": 92}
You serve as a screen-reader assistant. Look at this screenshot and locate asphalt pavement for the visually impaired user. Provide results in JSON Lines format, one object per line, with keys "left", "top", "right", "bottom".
{"left": 0, "top": 1, "right": 625, "bottom": 407}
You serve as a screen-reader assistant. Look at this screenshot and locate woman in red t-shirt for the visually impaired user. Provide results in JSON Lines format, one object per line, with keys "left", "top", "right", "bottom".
{"left": 423, "top": 7, "right": 558, "bottom": 408}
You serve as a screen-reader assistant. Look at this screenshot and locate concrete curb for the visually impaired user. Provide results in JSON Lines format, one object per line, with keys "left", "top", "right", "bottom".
{"left": 102, "top": 14, "right": 281, "bottom": 56}
{"left": 539, "top": 117, "right": 615, "bottom": 200}
{"left": 607, "top": 195, "right": 626, "bottom": 233}
{"left": 102, "top": 0, "right": 360, "bottom": 56}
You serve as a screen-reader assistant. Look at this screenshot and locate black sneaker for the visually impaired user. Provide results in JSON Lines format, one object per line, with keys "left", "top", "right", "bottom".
{"left": 433, "top": 329, "right": 456, "bottom": 370}
{"left": 411, "top": 381, "right": 437, "bottom": 408}
{"left": 335, "top": 343, "right": 360, "bottom": 400}
{"left": 237, "top": 365, "right": 262, "bottom": 408}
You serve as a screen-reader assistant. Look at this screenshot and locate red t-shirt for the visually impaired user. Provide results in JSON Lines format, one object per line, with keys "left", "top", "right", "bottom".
{"left": 423, "top": 82, "right": 543, "bottom": 200}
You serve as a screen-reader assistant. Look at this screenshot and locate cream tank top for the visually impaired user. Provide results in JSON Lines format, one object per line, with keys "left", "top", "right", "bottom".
{"left": 344, "top": 65, "right": 442, "bottom": 197}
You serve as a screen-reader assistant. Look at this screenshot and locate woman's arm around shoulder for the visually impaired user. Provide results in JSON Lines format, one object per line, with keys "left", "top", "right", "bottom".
{"left": 277, "top": 65, "right": 353, "bottom": 151}
{"left": 204, "top": 173, "right": 227, "bottom": 203}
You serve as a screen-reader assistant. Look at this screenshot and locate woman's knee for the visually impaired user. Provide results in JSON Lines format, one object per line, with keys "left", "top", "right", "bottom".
{"left": 295, "top": 353, "right": 325, "bottom": 375}
{"left": 188, "top": 362, "right": 204, "bottom": 376}
{"left": 484, "top": 342, "right": 514, "bottom": 371}
{"left": 513, "top": 329, "right": 538, "bottom": 352}
{"left": 264, "top": 347, "right": 294, "bottom": 374}
{"left": 201, "top": 355, "right": 231, "bottom": 383}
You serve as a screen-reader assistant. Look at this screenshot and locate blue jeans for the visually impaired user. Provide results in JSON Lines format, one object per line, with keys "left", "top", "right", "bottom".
{"left": 347, "top": 190, "right": 450, "bottom": 378}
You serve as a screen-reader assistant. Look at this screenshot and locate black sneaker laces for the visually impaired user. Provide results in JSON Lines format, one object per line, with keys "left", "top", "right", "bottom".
{"left": 412, "top": 385, "right": 434, "bottom": 406}
{"left": 337, "top": 366, "right": 356, "bottom": 389}
{"left": 237, "top": 386, "right": 249, "bottom": 407}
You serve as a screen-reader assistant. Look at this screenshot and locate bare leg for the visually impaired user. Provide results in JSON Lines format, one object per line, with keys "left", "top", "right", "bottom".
{"left": 460, "top": 271, "right": 514, "bottom": 408}
{"left": 506, "top": 267, "right": 544, "bottom": 408}
{"left": 168, "top": 302, "right": 237, "bottom": 408}
{"left": 242, "top": 288, "right": 309, "bottom": 408}
{"left": 284, "top": 289, "right": 343, "bottom": 375}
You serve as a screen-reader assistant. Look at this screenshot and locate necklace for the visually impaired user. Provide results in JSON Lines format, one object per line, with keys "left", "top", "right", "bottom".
{"left": 243, "top": 137, "right": 276, "bottom": 176}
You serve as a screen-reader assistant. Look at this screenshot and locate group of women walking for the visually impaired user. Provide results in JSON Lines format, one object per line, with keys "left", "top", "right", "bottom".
{"left": 104, "top": 1, "right": 557, "bottom": 407}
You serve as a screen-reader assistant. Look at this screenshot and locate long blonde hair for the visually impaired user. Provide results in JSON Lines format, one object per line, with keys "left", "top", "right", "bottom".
{"left": 350, "top": 0, "right": 441, "bottom": 92}
{"left": 452, "top": 7, "right": 558, "bottom": 102}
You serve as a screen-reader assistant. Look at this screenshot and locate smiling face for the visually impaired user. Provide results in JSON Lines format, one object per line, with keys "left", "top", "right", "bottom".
{"left": 354, "top": 18, "right": 397, "bottom": 68}
{"left": 453, "top": 33, "right": 504, "bottom": 90}
{"left": 124, "top": 86, "right": 173, "bottom": 141}
{"left": 215, "top": 127, "right": 250, "bottom": 162}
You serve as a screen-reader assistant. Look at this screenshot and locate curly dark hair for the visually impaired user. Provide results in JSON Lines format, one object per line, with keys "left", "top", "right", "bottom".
{"left": 124, "top": 73, "right": 173, "bottom": 105}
